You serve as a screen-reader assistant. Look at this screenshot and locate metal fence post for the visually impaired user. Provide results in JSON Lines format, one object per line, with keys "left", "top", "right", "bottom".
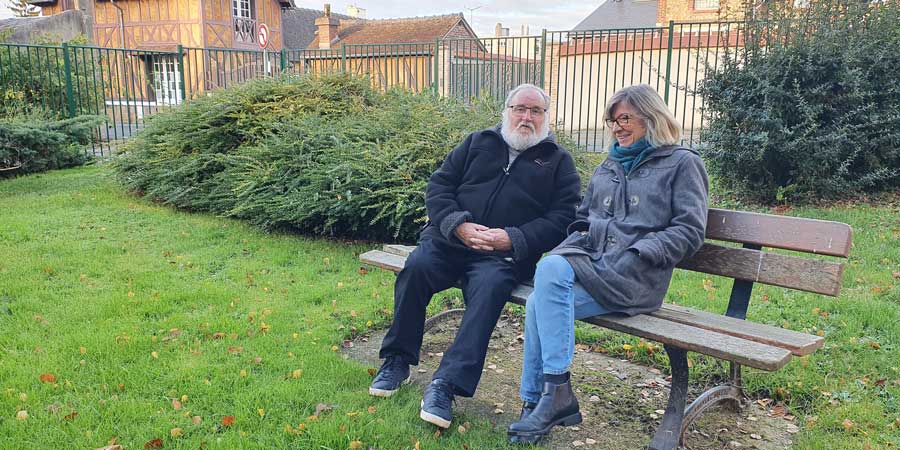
{"left": 664, "top": 20, "right": 675, "bottom": 103}
{"left": 61, "top": 42, "right": 76, "bottom": 118}
{"left": 280, "top": 48, "right": 287, "bottom": 72}
{"left": 433, "top": 38, "right": 439, "bottom": 95}
{"left": 176, "top": 44, "right": 186, "bottom": 102}
{"left": 539, "top": 29, "right": 547, "bottom": 90}
{"left": 341, "top": 43, "right": 347, "bottom": 73}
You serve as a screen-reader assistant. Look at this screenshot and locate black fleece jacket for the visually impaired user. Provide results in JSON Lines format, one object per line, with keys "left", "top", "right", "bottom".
{"left": 421, "top": 125, "right": 582, "bottom": 277}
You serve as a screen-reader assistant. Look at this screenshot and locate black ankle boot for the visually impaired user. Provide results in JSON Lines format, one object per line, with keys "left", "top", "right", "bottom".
{"left": 518, "top": 401, "right": 537, "bottom": 420}
{"left": 507, "top": 379, "right": 582, "bottom": 444}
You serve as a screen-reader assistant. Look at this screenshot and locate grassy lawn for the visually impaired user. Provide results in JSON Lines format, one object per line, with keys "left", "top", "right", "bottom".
{"left": 1, "top": 166, "right": 898, "bottom": 449}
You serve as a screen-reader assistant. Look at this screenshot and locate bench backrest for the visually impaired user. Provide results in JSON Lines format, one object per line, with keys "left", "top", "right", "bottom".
{"left": 678, "top": 208, "right": 852, "bottom": 297}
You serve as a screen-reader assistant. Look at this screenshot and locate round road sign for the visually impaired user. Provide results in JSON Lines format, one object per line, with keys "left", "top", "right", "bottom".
{"left": 258, "top": 23, "right": 269, "bottom": 49}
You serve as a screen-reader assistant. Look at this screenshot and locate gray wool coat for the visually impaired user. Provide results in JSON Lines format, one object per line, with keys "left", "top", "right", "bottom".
{"left": 550, "top": 145, "right": 709, "bottom": 316}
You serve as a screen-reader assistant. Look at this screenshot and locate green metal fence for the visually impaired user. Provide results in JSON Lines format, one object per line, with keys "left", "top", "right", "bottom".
{"left": 0, "top": 21, "right": 752, "bottom": 155}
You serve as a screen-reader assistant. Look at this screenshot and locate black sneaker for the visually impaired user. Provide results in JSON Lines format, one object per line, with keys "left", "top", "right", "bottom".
{"left": 368, "top": 356, "right": 410, "bottom": 397}
{"left": 420, "top": 378, "right": 454, "bottom": 428}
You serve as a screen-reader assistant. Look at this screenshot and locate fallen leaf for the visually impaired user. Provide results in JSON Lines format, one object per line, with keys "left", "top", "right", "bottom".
{"left": 868, "top": 342, "right": 881, "bottom": 350}
{"left": 144, "top": 438, "right": 163, "bottom": 449}
{"left": 192, "top": 416, "right": 202, "bottom": 425}
{"left": 39, "top": 373, "right": 57, "bottom": 383}
{"left": 221, "top": 416, "right": 235, "bottom": 427}
{"left": 457, "top": 425, "right": 467, "bottom": 434}
{"left": 16, "top": 410, "right": 27, "bottom": 420}
{"left": 357, "top": 267, "right": 369, "bottom": 275}
{"left": 94, "top": 446, "right": 123, "bottom": 450}
{"left": 842, "top": 418, "right": 854, "bottom": 431}
{"left": 367, "top": 368, "right": 377, "bottom": 376}
{"left": 170, "top": 428, "right": 183, "bottom": 438}
{"left": 349, "top": 441, "right": 363, "bottom": 449}
{"left": 292, "top": 369, "right": 303, "bottom": 379}
{"left": 892, "top": 272, "right": 900, "bottom": 279}
{"left": 313, "top": 403, "right": 333, "bottom": 417}
{"left": 64, "top": 411, "right": 78, "bottom": 421}
{"left": 622, "top": 344, "right": 633, "bottom": 351}
{"left": 172, "top": 399, "right": 182, "bottom": 410}
{"left": 151, "top": 351, "right": 159, "bottom": 359}
{"left": 367, "top": 405, "right": 377, "bottom": 414}
{"left": 258, "top": 408, "right": 265, "bottom": 417}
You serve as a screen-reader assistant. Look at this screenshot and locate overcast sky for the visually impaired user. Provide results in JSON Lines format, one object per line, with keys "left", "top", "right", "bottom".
{"left": 292, "top": 1, "right": 600, "bottom": 36}
{"left": 1, "top": 1, "right": 602, "bottom": 36}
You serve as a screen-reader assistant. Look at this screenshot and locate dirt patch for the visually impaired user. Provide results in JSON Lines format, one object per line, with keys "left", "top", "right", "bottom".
{"left": 345, "top": 310, "right": 796, "bottom": 449}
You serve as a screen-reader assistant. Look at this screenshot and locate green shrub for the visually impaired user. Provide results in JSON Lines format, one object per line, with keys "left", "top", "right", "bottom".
{"left": 0, "top": 113, "right": 102, "bottom": 177}
{"left": 0, "top": 35, "right": 101, "bottom": 118}
{"left": 113, "top": 74, "right": 594, "bottom": 241}
{"left": 698, "top": 0, "right": 900, "bottom": 203}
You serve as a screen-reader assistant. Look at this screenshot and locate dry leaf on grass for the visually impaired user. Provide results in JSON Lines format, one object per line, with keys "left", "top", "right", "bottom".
{"left": 144, "top": 438, "right": 163, "bottom": 449}
{"left": 39, "top": 373, "right": 56, "bottom": 383}
{"left": 221, "top": 416, "right": 235, "bottom": 427}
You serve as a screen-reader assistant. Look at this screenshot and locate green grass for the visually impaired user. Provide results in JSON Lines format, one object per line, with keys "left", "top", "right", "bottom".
{"left": 0, "top": 166, "right": 898, "bottom": 449}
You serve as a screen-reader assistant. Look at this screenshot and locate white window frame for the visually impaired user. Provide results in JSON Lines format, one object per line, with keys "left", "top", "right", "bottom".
{"left": 233, "top": 0, "right": 252, "bottom": 20}
{"left": 151, "top": 56, "right": 182, "bottom": 105}
{"left": 694, "top": 0, "right": 720, "bottom": 10}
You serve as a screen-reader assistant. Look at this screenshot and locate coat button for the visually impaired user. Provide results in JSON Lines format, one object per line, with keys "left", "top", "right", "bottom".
{"left": 603, "top": 196, "right": 612, "bottom": 206}
{"left": 630, "top": 195, "right": 640, "bottom": 206}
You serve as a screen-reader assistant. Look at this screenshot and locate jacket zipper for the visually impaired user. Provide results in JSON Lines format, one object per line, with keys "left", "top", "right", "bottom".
{"left": 480, "top": 145, "right": 542, "bottom": 219}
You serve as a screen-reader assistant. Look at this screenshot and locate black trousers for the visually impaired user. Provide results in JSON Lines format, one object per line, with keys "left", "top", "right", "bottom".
{"left": 379, "top": 238, "right": 520, "bottom": 397}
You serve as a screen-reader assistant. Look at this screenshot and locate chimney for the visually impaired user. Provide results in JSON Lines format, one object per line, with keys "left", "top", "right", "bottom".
{"left": 315, "top": 3, "right": 340, "bottom": 49}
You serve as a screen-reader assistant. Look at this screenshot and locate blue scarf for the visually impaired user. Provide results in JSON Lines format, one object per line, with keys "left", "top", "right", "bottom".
{"left": 608, "top": 137, "right": 655, "bottom": 174}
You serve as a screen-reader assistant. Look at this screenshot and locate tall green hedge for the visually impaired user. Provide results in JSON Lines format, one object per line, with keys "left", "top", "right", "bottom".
{"left": 113, "top": 74, "right": 593, "bottom": 242}
{"left": 699, "top": 0, "right": 900, "bottom": 202}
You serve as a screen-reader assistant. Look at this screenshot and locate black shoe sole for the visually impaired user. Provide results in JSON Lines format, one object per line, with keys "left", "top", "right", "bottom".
{"left": 507, "top": 411, "right": 583, "bottom": 444}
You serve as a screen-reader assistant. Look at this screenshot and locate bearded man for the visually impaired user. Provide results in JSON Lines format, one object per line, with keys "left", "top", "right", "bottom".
{"left": 369, "top": 84, "right": 582, "bottom": 429}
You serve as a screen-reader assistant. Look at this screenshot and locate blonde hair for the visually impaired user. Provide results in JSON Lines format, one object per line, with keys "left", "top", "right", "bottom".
{"left": 604, "top": 84, "right": 681, "bottom": 148}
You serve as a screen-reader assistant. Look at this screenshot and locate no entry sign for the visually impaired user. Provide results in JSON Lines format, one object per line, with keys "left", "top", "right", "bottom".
{"left": 258, "top": 23, "right": 269, "bottom": 49}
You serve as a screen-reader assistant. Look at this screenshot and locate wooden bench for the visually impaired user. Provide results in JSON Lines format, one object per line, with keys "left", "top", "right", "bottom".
{"left": 360, "top": 208, "right": 852, "bottom": 450}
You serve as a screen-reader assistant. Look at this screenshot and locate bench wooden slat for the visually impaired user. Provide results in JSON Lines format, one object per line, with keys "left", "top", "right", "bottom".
{"left": 506, "top": 287, "right": 792, "bottom": 371}
{"left": 651, "top": 304, "right": 823, "bottom": 356}
{"left": 678, "top": 243, "right": 844, "bottom": 296}
{"left": 387, "top": 243, "right": 845, "bottom": 297}
{"left": 369, "top": 248, "right": 830, "bottom": 351}
{"left": 706, "top": 209, "right": 852, "bottom": 258}
{"left": 361, "top": 249, "right": 795, "bottom": 371}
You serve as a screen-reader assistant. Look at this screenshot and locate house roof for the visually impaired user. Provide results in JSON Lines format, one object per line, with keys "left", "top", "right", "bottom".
{"left": 572, "top": 0, "right": 658, "bottom": 31}
{"left": 305, "top": 13, "right": 474, "bottom": 49}
{"left": 282, "top": 7, "right": 356, "bottom": 50}
{"left": 28, "top": 0, "right": 296, "bottom": 7}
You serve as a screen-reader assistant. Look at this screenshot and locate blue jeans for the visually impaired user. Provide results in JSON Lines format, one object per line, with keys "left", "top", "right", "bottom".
{"left": 519, "top": 255, "right": 610, "bottom": 403}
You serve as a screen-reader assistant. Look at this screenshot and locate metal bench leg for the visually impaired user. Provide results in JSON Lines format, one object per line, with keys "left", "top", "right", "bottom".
{"left": 648, "top": 345, "right": 689, "bottom": 450}
{"left": 679, "top": 362, "right": 743, "bottom": 441}
{"left": 423, "top": 308, "right": 466, "bottom": 332}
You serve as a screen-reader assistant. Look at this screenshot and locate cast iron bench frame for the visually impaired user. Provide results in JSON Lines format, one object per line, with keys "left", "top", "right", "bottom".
{"left": 360, "top": 208, "right": 852, "bottom": 450}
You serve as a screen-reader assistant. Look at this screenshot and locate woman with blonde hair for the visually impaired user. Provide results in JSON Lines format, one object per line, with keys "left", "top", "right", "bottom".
{"left": 508, "top": 84, "right": 709, "bottom": 444}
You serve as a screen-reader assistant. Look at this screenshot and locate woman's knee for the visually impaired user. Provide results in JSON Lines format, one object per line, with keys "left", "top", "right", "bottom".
{"left": 535, "top": 255, "right": 574, "bottom": 283}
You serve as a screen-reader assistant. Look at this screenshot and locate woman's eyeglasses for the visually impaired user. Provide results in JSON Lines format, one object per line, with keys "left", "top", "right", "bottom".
{"left": 605, "top": 115, "right": 636, "bottom": 128}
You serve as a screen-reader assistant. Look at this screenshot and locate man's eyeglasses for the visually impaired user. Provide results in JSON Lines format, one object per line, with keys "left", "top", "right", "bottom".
{"left": 605, "top": 114, "right": 637, "bottom": 128}
{"left": 509, "top": 105, "right": 547, "bottom": 116}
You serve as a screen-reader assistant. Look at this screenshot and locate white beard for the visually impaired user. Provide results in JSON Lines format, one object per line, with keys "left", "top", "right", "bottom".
{"left": 501, "top": 116, "right": 550, "bottom": 151}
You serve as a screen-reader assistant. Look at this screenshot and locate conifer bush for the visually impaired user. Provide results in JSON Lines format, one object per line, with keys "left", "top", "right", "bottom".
{"left": 113, "top": 74, "right": 592, "bottom": 241}
{"left": 0, "top": 114, "right": 102, "bottom": 178}
{"left": 699, "top": 0, "right": 900, "bottom": 202}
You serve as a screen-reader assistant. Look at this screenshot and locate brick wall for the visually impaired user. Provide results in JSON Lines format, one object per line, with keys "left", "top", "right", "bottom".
{"left": 661, "top": 0, "right": 745, "bottom": 23}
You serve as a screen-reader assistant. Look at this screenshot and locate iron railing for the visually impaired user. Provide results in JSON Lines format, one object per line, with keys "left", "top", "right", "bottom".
{"left": 0, "top": 20, "right": 754, "bottom": 156}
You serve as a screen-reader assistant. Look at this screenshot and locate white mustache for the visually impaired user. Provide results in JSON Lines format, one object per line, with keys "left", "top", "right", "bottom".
{"left": 517, "top": 122, "right": 535, "bottom": 131}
